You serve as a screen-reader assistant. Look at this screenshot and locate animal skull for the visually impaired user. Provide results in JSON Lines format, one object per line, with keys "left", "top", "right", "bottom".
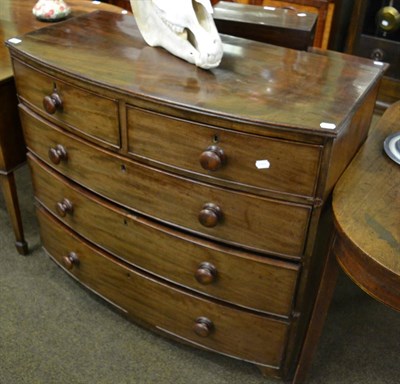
{"left": 130, "top": 0, "right": 223, "bottom": 69}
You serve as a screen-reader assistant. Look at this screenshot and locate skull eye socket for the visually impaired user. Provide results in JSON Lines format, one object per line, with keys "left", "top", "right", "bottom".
{"left": 192, "top": 0, "right": 214, "bottom": 33}
{"left": 194, "top": 0, "right": 214, "bottom": 14}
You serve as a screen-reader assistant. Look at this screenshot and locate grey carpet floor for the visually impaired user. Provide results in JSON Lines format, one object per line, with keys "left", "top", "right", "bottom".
{"left": 1, "top": 165, "right": 399, "bottom": 384}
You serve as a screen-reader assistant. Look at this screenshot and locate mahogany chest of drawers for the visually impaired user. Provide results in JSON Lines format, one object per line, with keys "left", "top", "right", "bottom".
{"left": 7, "top": 11, "right": 384, "bottom": 382}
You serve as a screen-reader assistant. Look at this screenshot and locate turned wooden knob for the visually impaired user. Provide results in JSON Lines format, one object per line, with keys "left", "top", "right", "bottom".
{"left": 48, "top": 144, "right": 68, "bottom": 165}
{"left": 43, "top": 92, "right": 63, "bottom": 114}
{"left": 193, "top": 317, "right": 214, "bottom": 337}
{"left": 198, "top": 203, "right": 222, "bottom": 228}
{"left": 195, "top": 262, "right": 218, "bottom": 285}
{"left": 62, "top": 252, "right": 79, "bottom": 270}
{"left": 199, "top": 145, "right": 226, "bottom": 171}
{"left": 56, "top": 198, "right": 73, "bottom": 217}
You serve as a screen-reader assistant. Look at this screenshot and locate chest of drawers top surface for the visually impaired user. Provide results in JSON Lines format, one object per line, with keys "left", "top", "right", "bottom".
{"left": 6, "top": 11, "right": 382, "bottom": 137}
{"left": 6, "top": 10, "right": 385, "bottom": 381}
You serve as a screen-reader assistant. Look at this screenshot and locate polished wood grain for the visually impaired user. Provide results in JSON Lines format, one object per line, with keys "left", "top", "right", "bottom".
{"left": 8, "top": 11, "right": 385, "bottom": 383}
{"left": 29, "top": 153, "right": 300, "bottom": 316}
{"left": 20, "top": 105, "right": 311, "bottom": 258}
{"left": 13, "top": 59, "right": 120, "bottom": 148}
{"left": 36, "top": 205, "right": 290, "bottom": 369}
{"left": 294, "top": 102, "right": 400, "bottom": 382}
{"left": 0, "top": 0, "right": 124, "bottom": 254}
{"left": 0, "top": 0, "right": 125, "bottom": 81}
{"left": 105, "top": 0, "right": 132, "bottom": 12}
{"left": 213, "top": 1, "right": 317, "bottom": 50}
{"left": 333, "top": 101, "right": 400, "bottom": 311}
{"left": 127, "top": 105, "right": 322, "bottom": 200}
{"left": 226, "top": 0, "right": 334, "bottom": 49}
{"left": 7, "top": 11, "right": 382, "bottom": 139}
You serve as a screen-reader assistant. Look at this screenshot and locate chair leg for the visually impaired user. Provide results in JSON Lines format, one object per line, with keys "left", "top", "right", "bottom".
{"left": 0, "top": 172, "right": 29, "bottom": 255}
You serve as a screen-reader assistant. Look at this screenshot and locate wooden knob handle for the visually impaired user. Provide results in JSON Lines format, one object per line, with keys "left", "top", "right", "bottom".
{"left": 43, "top": 92, "right": 63, "bottom": 114}
{"left": 56, "top": 198, "right": 73, "bottom": 217}
{"left": 195, "top": 262, "right": 218, "bottom": 285}
{"left": 193, "top": 317, "right": 214, "bottom": 337}
{"left": 62, "top": 252, "right": 79, "bottom": 270}
{"left": 198, "top": 203, "right": 222, "bottom": 228}
{"left": 199, "top": 145, "right": 226, "bottom": 171}
{"left": 48, "top": 144, "right": 68, "bottom": 165}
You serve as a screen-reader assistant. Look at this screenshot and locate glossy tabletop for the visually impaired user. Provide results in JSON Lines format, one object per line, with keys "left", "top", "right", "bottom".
{"left": 6, "top": 11, "right": 385, "bottom": 139}
{"left": 0, "top": 0, "right": 127, "bottom": 82}
{"left": 333, "top": 100, "right": 400, "bottom": 311}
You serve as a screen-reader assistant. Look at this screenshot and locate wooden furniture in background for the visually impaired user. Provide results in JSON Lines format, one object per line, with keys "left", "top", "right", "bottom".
{"left": 105, "top": 0, "right": 333, "bottom": 48}
{"left": 227, "top": 0, "right": 335, "bottom": 48}
{"left": 213, "top": 1, "right": 317, "bottom": 50}
{"left": 296, "top": 99, "right": 400, "bottom": 383}
{"left": 7, "top": 11, "right": 384, "bottom": 382}
{"left": 103, "top": 0, "right": 318, "bottom": 50}
{"left": 333, "top": 100, "right": 400, "bottom": 311}
{"left": 345, "top": 0, "right": 400, "bottom": 112}
{"left": 0, "top": 0, "right": 124, "bottom": 254}
{"left": 105, "top": 0, "right": 132, "bottom": 12}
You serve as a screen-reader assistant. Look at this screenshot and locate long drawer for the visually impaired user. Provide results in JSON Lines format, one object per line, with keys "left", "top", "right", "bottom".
{"left": 29, "top": 153, "right": 300, "bottom": 316}
{"left": 21, "top": 105, "right": 311, "bottom": 258}
{"left": 13, "top": 59, "right": 120, "bottom": 148}
{"left": 127, "top": 105, "right": 322, "bottom": 198}
{"left": 36, "top": 206, "right": 290, "bottom": 370}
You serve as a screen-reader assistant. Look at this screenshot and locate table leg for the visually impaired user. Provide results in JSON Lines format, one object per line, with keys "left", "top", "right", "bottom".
{"left": 0, "top": 171, "right": 28, "bottom": 255}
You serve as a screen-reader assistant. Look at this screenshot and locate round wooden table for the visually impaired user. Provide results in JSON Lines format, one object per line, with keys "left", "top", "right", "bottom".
{"left": 292, "top": 101, "right": 399, "bottom": 384}
{"left": 0, "top": 0, "right": 127, "bottom": 254}
{"left": 333, "top": 100, "right": 400, "bottom": 311}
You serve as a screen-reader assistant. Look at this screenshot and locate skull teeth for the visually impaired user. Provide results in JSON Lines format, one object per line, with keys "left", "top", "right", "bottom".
{"left": 163, "top": 18, "right": 184, "bottom": 34}
{"left": 153, "top": 4, "right": 186, "bottom": 36}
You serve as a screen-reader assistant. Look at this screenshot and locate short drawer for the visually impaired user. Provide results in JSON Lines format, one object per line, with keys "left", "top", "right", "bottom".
{"left": 37, "top": 206, "right": 290, "bottom": 370}
{"left": 30, "top": 154, "right": 300, "bottom": 316}
{"left": 21, "top": 106, "right": 311, "bottom": 258}
{"left": 127, "top": 106, "right": 322, "bottom": 198}
{"left": 13, "top": 59, "right": 120, "bottom": 148}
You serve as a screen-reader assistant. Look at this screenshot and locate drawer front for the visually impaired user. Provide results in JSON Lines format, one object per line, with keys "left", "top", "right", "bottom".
{"left": 127, "top": 106, "right": 322, "bottom": 198}
{"left": 29, "top": 154, "right": 300, "bottom": 316}
{"left": 13, "top": 60, "right": 120, "bottom": 148}
{"left": 37, "top": 206, "right": 290, "bottom": 369}
{"left": 22, "top": 106, "right": 311, "bottom": 258}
